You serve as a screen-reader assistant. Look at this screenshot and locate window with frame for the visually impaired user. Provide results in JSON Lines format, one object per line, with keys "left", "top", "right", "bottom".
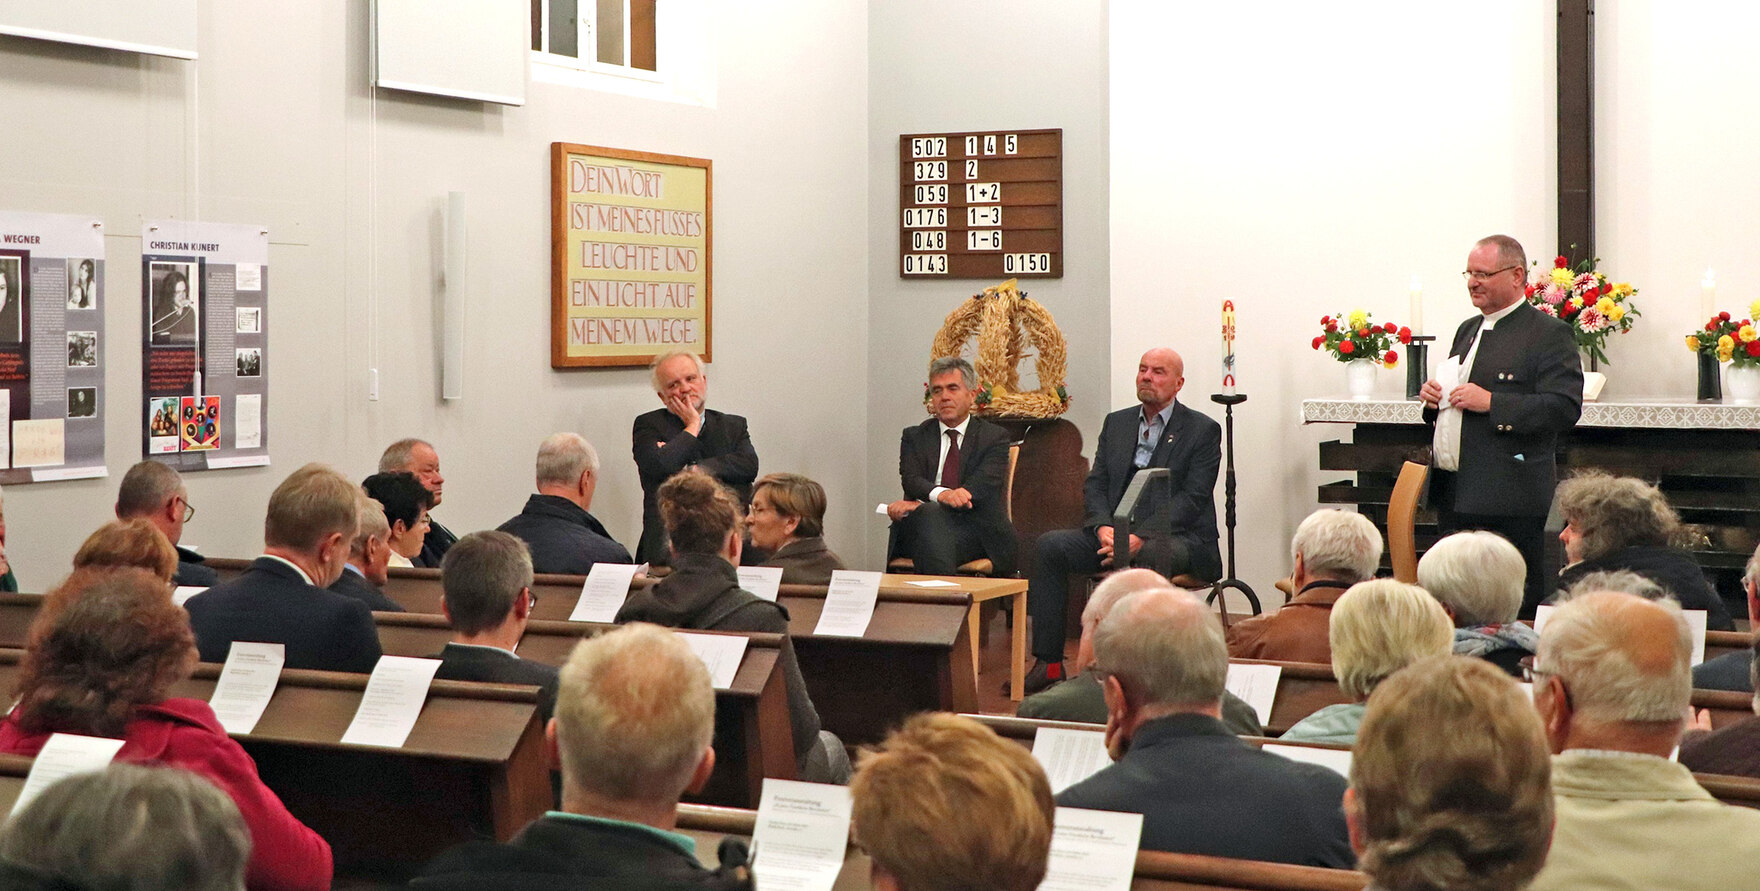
{"left": 531, "top": 0, "right": 657, "bottom": 74}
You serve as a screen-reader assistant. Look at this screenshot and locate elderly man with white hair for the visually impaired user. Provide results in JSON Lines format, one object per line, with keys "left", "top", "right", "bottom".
{"left": 497, "top": 433, "right": 632, "bottom": 575}
{"left": 1226, "top": 509, "right": 1382, "bottom": 663}
{"left": 632, "top": 350, "right": 759, "bottom": 566}
{"left": 1418, "top": 530, "right": 1536, "bottom": 677}
{"left": 1527, "top": 590, "right": 1760, "bottom": 890}
{"left": 1018, "top": 568, "right": 1261, "bottom": 735}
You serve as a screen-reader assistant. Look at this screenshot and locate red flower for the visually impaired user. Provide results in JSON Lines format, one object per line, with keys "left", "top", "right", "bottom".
{"left": 1326, "top": 322, "right": 1337, "bottom": 332}
{"left": 1583, "top": 286, "right": 1599, "bottom": 301}
{"left": 1398, "top": 328, "right": 1412, "bottom": 344}
{"left": 1384, "top": 350, "right": 1399, "bottom": 365}
{"left": 1312, "top": 336, "right": 1324, "bottom": 350}
{"left": 1525, "top": 283, "right": 1540, "bottom": 297}
{"left": 1383, "top": 321, "right": 1397, "bottom": 333}
{"left": 1340, "top": 340, "right": 1355, "bottom": 355}
{"left": 1748, "top": 341, "right": 1760, "bottom": 358}
{"left": 1321, "top": 315, "right": 1332, "bottom": 325}
{"left": 1356, "top": 327, "right": 1370, "bottom": 337}
{"left": 1555, "top": 255, "right": 1568, "bottom": 268}
{"left": 1721, "top": 311, "right": 1732, "bottom": 321}
{"left": 1708, "top": 321, "right": 1720, "bottom": 331}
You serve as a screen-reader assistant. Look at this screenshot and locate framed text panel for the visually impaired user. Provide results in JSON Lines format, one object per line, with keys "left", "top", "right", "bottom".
{"left": 897, "top": 128, "right": 1063, "bottom": 279}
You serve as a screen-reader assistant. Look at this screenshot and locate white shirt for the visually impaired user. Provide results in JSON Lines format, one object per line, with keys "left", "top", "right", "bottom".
{"left": 1434, "top": 300, "right": 1523, "bottom": 471}
{"left": 258, "top": 553, "right": 315, "bottom": 587}
{"left": 926, "top": 415, "right": 972, "bottom": 503}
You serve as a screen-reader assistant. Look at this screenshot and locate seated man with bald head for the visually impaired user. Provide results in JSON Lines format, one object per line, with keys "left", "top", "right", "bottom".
{"left": 114, "top": 460, "right": 216, "bottom": 587}
{"left": 498, "top": 434, "right": 632, "bottom": 576}
{"left": 1024, "top": 348, "right": 1221, "bottom": 693}
{"left": 1528, "top": 590, "right": 1760, "bottom": 890}
{"left": 1056, "top": 588, "right": 1352, "bottom": 866}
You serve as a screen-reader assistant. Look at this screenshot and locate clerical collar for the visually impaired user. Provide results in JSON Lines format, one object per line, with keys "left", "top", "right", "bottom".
{"left": 1480, "top": 300, "right": 1522, "bottom": 330}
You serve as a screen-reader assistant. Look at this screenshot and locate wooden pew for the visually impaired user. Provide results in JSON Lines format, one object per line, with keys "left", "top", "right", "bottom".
{"left": 0, "top": 648, "right": 546, "bottom": 884}
{"left": 1706, "top": 629, "right": 1751, "bottom": 663}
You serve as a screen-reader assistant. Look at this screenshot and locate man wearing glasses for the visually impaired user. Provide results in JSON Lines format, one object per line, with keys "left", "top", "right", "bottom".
{"left": 115, "top": 459, "right": 216, "bottom": 587}
{"left": 1420, "top": 235, "right": 1582, "bottom": 619}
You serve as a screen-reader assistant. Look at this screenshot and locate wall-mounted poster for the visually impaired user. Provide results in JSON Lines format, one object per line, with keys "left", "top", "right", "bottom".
{"left": 550, "top": 142, "right": 712, "bottom": 368}
{"left": 0, "top": 210, "right": 107, "bottom": 483}
{"left": 140, "top": 220, "right": 268, "bottom": 470}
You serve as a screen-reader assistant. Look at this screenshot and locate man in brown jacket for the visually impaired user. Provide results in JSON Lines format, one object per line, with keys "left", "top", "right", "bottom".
{"left": 1225, "top": 510, "right": 1381, "bottom": 663}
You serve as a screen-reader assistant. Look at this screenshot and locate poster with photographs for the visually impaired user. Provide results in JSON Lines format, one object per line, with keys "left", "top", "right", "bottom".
{"left": 141, "top": 220, "right": 269, "bottom": 471}
{"left": 0, "top": 210, "right": 107, "bottom": 483}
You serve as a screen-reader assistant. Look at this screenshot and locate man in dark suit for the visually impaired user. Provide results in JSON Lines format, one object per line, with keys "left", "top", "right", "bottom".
{"left": 1024, "top": 348, "right": 1221, "bottom": 692}
{"left": 184, "top": 464, "right": 382, "bottom": 673}
{"left": 499, "top": 433, "right": 632, "bottom": 575}
{"left": 433, "top": 531, "right": 558, "bottom": 721}
{"left": 328, "top": 496, "right": 404, "bottom": 612}
{"left": 1421, "top": 235, "right": 1583, "bottom": 619}
{"left": 1057, "top": 588, "right": 1353, "bottom": 866}
{"left": 885, "top": 357, "right": 1018, "bottom": 576}
{"left": 632, "top": 350, "right": 758, "bottom": 565}
{"left": 379, "top": 438, "right": 458, "bottom": 568}
{"left": 113, "top": 460, "right": 217, "bottom": 588}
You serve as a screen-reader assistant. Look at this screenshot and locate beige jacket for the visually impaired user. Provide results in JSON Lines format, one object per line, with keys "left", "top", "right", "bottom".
{"left": 1529, "top": 749, "right": 1760, "bottom": 890}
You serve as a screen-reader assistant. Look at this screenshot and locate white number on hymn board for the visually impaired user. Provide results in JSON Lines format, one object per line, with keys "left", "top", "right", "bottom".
{"left": 902, "top": 208, "right": 947, "bottom": 228}
{"left": 910, "top": 137, "right": 947, "bottom": 158}
{"left": 910, "top": 230, "right": 947, "bottom": 251}
{"left": 912, "top": 161, "right": 947, "bottom": 181}
{"left": 913, "top": 184, "right": 948, "bottom": 204}
{"left": 903, "top": 254, "right": 948, "bottom": 275}
{"left": 966, "top": 182, "right": 1000, "bottom": 202}
{"left": 967, "top": 230, "right": 1002, "bottom": 251}
{"left": 968, "top": 206, "right": 1001, "bottom": 226}
{"left": 1005, "top": 253, "right": 1051, "bottom": 274}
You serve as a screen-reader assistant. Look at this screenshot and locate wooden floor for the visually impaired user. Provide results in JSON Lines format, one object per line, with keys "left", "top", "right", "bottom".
{"left": 971, "top": 606, "right": 1079, "bottom": 717}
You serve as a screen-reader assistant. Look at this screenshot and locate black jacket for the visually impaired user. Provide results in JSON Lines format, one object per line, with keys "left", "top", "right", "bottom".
{"left": 632, "top": 408, "right": 758, "bottom": 565}
{"left": 432, "top": 642, "right": 560, "bottom": 723}
{"left": 328, "top": 567, "right": 406, "bottom": 613}
{"left": 412, "top": 813, "right": 752, "bottom": 891}
{"left": 1083, "top": 402, "right": 1223, "bottom": 580}
{"left": 889, "top": 416, "right": 1018, "bottom": 575}
{"left": 173, "top": 546, "right": 219, "bottom": 588}
{"left": 184, "top": 557, "right": 382, "bottom": 673}
{"left": 498, "top": 495, "right": 631, "bottom": 576}
{"left": 414, "top": 517, "right": 459, "bottom": 569}
{"left": 1555, "top": 545, "right": 1734, "bottom": 630}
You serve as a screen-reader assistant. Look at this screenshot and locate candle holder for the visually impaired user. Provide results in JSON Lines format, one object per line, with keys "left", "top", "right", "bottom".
{"left": 1404, "top": 336, "right": 1436, "bottom": 400}
{"left": 1205, "top": 392, "right": 1261, "bottom": 623}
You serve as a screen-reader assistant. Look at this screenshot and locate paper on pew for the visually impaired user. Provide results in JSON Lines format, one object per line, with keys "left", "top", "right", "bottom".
{"left": 906, "top": 579, "right": 959, "bottom": 588}
{"left": 570, "top": 563, "right": 641, "bottom": 623}
{"left": 1225, "top": 663, "right": 1281, "bottom": 725}
{"left": 340, "top": 656, "right": 443, "bottom": 748}
{"left": 815, "top": 571, "right": 880, "bottom": 637}
{"left": 209, "top": 642, "right": 284, "bottom": 734}
{"left": 1535, "top": 605, "right": 1707, "bottom": 665}
{"left": 737, "top": 566, "right": 784, "bottom": 602}
{"left": 12, "top": 733, "right": 126, "bottom": 816}
{"left": 1032, "top": 727, "right": 1112, "bottom": 795}
{"left": 172, "top": 586, "right": 207, "bottom": 606}
{"left": 675, "top": 632, "right": 748, "bottom": 689}
{"left": 752, "top": 778, "right": 852, "bottom": 891}
{"left": 1039, "top": 806, "right": 1143, "bottom": 891}
{"left": 1262, "top": 743, "right": 1353, "bottom": 778}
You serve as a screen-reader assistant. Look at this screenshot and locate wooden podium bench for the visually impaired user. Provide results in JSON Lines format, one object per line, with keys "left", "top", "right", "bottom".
{"left": 1706, "top": 630, "right": 1752, "bottom": 663}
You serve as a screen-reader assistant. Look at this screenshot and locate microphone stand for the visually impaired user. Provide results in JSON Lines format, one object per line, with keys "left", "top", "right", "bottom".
{"left": 1207, "top": 393, "right": 1261, "bottom": 623}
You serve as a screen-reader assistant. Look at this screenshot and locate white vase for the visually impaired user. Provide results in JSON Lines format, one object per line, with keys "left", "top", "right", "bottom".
{"left": 1581, "top": 371, "right": 1606, "bottom": 402}
{"left": 1727, "top": 364, "right": 1760, "bottom": 404}
{"left": 1344, "top": 359, "right": 1377, "bottom": 400}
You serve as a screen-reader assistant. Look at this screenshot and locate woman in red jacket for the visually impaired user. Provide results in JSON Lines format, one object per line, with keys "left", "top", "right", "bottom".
{"left": 0, "top": 568, "right": 331, "bottom": 891}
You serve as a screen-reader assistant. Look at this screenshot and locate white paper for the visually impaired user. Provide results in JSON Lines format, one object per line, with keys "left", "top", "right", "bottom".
{"left": 815, "top": 571, "right": 881, "bottom": 637}
{"left": 0, "top": 389, "right": 10, "bottom": 470}
{"left": 751, "top": 778, "right": 853, "bottom": 891}
{"left": 11, "top": 419, "right": 64, "bottom": 468}
{"left": 339, "top": 656, "right": 442, "bottom": 748}
{"left": 209, "top": 642, "right": 284, "bottom": 734}
{"left": 1533, "top": 604, "right": 1555, "bottom": 637}
{"left": 569, "top": 563, "right": 640, "bottom": 623}
{"left": 738, "top": 566, "right": 784, "bottom": 603}
{"left": 1535, "top": 606, "right": 1705, "bottom": 666}
{"left": 234, "top": 394, "right": 262, "bottom": 450}
{"left": 874, "top": 503, "right": 889, "bottom": 515}
{"left": 1039, "top": 806, "right": 1143, "bottom": 891}
{"left": 235, "top": 263, "right": 262, "bottom": 290}
{"left": 1032, "top": 727, "right": 1112, "bottom": 795}
{"left": 171, "top": 585, "right": 207, "bottom": 606}
{"left": 1263, "top": 743, "right": 1353, "bottom": 778}
{"left": 675, "top": 632, "right": 748, "bottom": 690}
{"left": 12, "top": 733, "right": 126, "bottom": 815}
{"left": 1225, "top": 662, "right": 1282, "bottom": 725}
{"left": 906, "top": 579, "right": 959, "bottom": 588}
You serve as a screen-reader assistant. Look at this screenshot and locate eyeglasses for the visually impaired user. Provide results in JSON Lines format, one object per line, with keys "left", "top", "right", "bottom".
{"left": 1461, "top": 265, "right": 1522, "bottom": 282}
{"left": 525, "top": 586, "right": 538, "bottom": 610}
{"left": 178, "top": 497, "right": 195, "bottom": 523}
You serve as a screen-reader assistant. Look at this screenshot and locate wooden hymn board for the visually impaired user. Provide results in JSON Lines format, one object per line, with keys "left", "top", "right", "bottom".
{"left": 898, "top": 128, "right": 1063, "bottom": 279}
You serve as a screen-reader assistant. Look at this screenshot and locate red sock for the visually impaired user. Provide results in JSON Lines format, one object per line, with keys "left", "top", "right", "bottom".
{"left": 1045, "top": 661, "right": 1064, "bottom": 680}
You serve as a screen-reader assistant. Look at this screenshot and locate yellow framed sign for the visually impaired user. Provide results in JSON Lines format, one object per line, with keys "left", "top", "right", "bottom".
{"left": 551, "top": 142, "right": 712, "bottom": 368}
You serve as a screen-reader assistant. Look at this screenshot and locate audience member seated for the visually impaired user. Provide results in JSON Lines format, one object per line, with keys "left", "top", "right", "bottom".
{"left": 1017, "top": 568, "right": 1261, "bottom": 735}
{"left": 884, "top": 356, "right": 1017, "bottom": 576}
{"left": 326, "top": 496, "right": 402, "bottom": 612}
{"left": 617, "top": 470, "right": 849, "bottom": 784}
{"left": 434, "top": 530, "right": 559, "bottom": 722}
{"left": 1680, "top": 631, "right": 1760, "bottom": 778}
{"left": 0, "top": 763, "right": 252, "bottom": 891}
{"left": 1527, "top": 590, "right": 1760, "bottom": 890}
{"left": 851, "top": 713, "right": 1053, "bottom": 891}
{"left": 1283, "top": 580, "right": 1453, "bottom": 744}
{"left": 361, "top": 471, "right": 433, "bottom": 570}
{"left": 1347, "top": 657, "right": 1553, "bottom": 891}
{"left": 115, "top": 460, "right": 217, "bottom": 587}
{"left": 1417, "top": 530, "right": 1535, "bottom": 677}
{"left": 498, "top": 433, "right": 632, "bottom": 575}
{"left": 413, "top": 623, "right": 752, "bottom": 890}
{"left": 633, "top": 350, "right": 760, "bottom": 566}
{"left": 72, "top": 518, "right": 178, "bottom": 582}
{"left": 1226, "top": 509, "right": 1381, "bottom": 663}
{"left": 0, "top": 570, "right": 330, "bottom": 890}
{"left": 742, "top": 473, "right": 844, "bottom": 585}
{"left": 1554, "top": 472, "right": 1733, "bottom": 629}
{"left": 1695, "top": 540, "right": 1760, "bottom": 693}
{"left": 185, "top": 464, "right": 381, "bottom": 673}
{"left": 380, "top": 438, "right": 456, "bottom": 568}
{"left": 1057, "top": 588, "right": 1353, "bottom": 866}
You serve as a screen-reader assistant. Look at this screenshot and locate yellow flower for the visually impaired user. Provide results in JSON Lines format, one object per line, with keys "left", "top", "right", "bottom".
{"left": 1347, "top": 309, "right": 1368, "bottom": 330}
{"left": 1751, "top": 299, "right": 1760, "bottom": 319}
{"left": 1595, "top": 296, "right": 1617, "bottom": 315}
{"left": 1607, "top": 305, "right": 1625, "bottom": 323}
{"left": 1720, "top": 345, "right": 1736, "bottom": 362}
{"left": 1719, "top": 334, "right": 1736, "bottom": 351}
{"left": 1742, "top": 325, "right": 1757, "bottom": 343}
{"left": 1550, "top": 268, "right": 1574, "bottom": 287}
{"left": 1687, "top": 335, "right": 1702, "bottom": 352}
{"left": 1568, "top": 297, "right": 1584, "bottom": 310}
{"left": 1614, "top": 282, "right": 1634, "bottom": 297}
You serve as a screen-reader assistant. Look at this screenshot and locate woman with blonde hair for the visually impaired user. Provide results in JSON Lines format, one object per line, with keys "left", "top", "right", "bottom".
{"left": 1281, "top": 579, "right": 1453, "bottom": 744}
{"left": 744, "top": 472, "right": 844, "bottom": 584}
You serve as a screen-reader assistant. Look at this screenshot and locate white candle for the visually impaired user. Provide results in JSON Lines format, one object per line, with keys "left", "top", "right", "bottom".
{"left": 1220, "top": 300, "right": 1237, "bottom": 396}
{"left": 1702, "top": 269, "right": 1717, "bottom": 321}
{"left": 1408, "top": 275, "right": 1423, "bottom": 335}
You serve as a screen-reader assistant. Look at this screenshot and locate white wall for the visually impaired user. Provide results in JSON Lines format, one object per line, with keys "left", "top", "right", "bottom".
{"left": 0, "top": 0, "right": 870, "bottom": 589}
{"left": 1110, "top": 2, "right": 1558, "bottom": 600}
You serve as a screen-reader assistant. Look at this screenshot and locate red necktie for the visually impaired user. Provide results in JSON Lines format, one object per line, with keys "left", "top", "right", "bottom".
{"left": 940, "top": 430, "right": 961, "bottom": 488}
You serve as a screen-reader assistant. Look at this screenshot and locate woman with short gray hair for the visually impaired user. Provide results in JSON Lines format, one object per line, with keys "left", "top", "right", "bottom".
{"left": 1418, "top": 531, "right": 1537, "bottom": 677}
{"left": 1281, "top": 580, "right": 1453, "bottom": 745}
{"left": 1554, "top": 472, "right": 1733, "bottom": 629}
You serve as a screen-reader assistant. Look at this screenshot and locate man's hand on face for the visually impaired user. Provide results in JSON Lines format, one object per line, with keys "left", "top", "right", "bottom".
{"left": 886, "top": 500, "right": 921, "bottom": 522}
{"left": 937, "top": 487, "right": 973, "bottom": 509}
{"left": 665, "top": 391, "right": 703, "bottom": 433}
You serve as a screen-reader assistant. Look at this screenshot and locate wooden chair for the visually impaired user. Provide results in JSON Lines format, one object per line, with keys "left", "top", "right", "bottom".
{"left": 1387, "top": 460, "right": 1428, "bottom": 583}
{"left": 888, "top": 443, "right": 1021, "bottom": 577}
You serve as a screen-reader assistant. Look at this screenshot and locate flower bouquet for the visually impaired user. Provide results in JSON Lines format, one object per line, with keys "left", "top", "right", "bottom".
{"left": 1313, "top": 310, "right": 1409, "bottom": 400}
{"left": 1525, "top": 255, "right": 1639, "bottom": 369}
{"left": 1685, "top": 301, "right": 1760, "bottom": 403}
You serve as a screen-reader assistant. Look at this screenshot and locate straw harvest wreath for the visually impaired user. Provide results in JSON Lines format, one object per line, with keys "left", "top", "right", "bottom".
{"left": 928, "top": 279, "right": 1070, "bottom": 418}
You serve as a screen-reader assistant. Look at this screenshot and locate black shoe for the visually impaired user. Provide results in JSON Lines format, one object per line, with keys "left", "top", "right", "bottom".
{"left": 1016, "top": 659, "right": 1065, "bottom": 696}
